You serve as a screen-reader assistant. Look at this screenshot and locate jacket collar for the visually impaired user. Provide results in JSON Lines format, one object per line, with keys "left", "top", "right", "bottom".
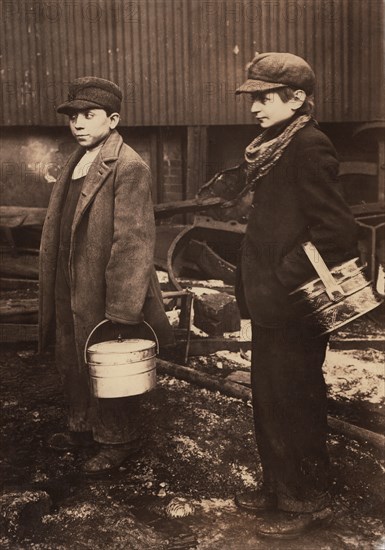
{"left": 98, "top": 129, "right": 123, "bottom": 162}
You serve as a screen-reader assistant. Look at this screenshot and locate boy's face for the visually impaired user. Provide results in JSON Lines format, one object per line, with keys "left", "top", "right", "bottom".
{"left": 68, "top": 108, "right": 118, "bottom": 149}
{"left": 250, "top": 91, "right": 295, "bottom": 128}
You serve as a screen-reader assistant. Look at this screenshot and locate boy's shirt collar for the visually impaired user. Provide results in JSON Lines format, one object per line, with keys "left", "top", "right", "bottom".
{"left": 72, "top": 143, "right": 104, "bottom": 180}
{"left": 71, "top": 130, "right": 123, "bottom": 179}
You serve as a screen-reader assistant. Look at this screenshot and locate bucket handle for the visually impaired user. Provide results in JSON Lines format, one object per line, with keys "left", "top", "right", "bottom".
{"left": 84, "top": 319, "right": 159, "bottom": 364}
{"left": 302, "top": 242, "right": 345, "bottom": 302}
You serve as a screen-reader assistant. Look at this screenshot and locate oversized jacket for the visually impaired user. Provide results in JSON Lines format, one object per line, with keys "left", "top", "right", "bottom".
{"left": 39, "top": 130, "right": 174, "bottom": 358}
{"left": 236, "top": 118, "right": 358, "bottom": 327}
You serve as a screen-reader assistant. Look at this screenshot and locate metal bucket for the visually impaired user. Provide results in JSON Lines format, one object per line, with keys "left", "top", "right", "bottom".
{"left": 85, "top": 320, "right": 158, "bottom": 398}
{"left": 291, "top": 255, "right": 383, "bottom": 335}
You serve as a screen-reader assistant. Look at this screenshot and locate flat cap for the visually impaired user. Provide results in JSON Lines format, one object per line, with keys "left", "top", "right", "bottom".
{"left": 236, "top": 52, "right": 315, "bottom": 95}
{"left": 57, "top": 77, "right": 122, "bottom": 115}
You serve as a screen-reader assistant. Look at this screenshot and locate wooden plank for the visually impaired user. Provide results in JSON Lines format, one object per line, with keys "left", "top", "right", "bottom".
{"left": 0, "top": 254, "right": 39, "bottom": 279}
{"left": 378, "top": 138, "right": 385, "bottom": 202}
{"left": 226, "top": 371, "right": 251, "bottom": 386}
{"left": 154, "top": 196, "right": 224, "bottom": 218}
{"left": 156, "top": 128, "right": 165, "bottom": 204}
{"left": 328, "top": 416, "right": 385, "bottom": 452}
{"left": 0, "top": 298, "right": 38, "bottom": 324}
{"left": 157, "top": 358, "right": 252, "bottom": 402}
{"left": 149, "top": 129, "right": 159, "bottom": 204}
{"left": 0, "top": 278, "right": 39, "bottom": 291}
{"left": 338, "top": 161, "right": 377, "bottom": 177}
{"left": 0, "top": 198, "right": 226, "bottom": 228}
{"left": 0, "top": 207, "right": 47, "bottom": 228}
{"left": 330, "top": 336, "right": 385, "bottom": 352}
{"left": 185, "top": 127, "right": 208, "bottom": 222}
{"left": 350, "top": 202, "right": 385, "bottom": 216}
{"left": 0, "top": 324, "right": 38, "bottom": 343}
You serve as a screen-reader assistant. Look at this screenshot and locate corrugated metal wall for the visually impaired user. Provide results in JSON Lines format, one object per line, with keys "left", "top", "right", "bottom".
{"left": 1, "top": 0, "right": 383, "bottom": 126}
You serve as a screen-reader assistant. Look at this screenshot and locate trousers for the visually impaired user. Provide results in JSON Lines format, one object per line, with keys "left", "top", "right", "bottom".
{"left": 251, "top": 322, "right": 330, "bottom": 513}
{"left": 54, "top": 250, "right": 142, "bottom": 445}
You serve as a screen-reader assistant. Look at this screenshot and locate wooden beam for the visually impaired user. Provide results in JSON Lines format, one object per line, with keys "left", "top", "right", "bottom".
{"left": 351, "top": 202, "right": 385, "bottom": 216}
{"left": 0, "top": 207, "right": 46, "bottom": 227}
{"left": 149, "top": 130, "right": 159, "bottom": 204}
{"left": 0, "top": 324, "right": 38, "bottom": 343}
{"left": 185, "top": 126, "right": 208, "bottom": 200}
{"left": 0, "top": 278, "right": 39, "bottom": 291}
{"left": 378, "top": 137, "right": 385, "bottom": 202}
{"left": 154, "top": 196, "right": 224, "bottom": 218}
{"left": 0, "top": 253, "right": 39, "bottom": 279}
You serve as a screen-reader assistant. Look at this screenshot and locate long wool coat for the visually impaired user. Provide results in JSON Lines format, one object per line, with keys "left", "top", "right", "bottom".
{"left": 39, "top": 130, "right": 173, "bottom": 361}
{"left": 236, "top": 119, "right": 358, "bottom": 327}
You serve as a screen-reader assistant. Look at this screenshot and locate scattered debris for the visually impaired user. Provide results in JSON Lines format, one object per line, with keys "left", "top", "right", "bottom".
{"left": 194, "top": 292, "right": 240, "bottom": 336}
{"left": 226, "top": 371, "right": 251, "bottom": 386}
{"left": 165, "top": 497, "right": 196, "bottom": 518}
{"left": 0, "top": 490, "right": 52, "bottom": 539}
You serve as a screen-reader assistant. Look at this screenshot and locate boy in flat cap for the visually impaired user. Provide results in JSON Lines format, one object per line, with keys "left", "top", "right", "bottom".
{"left": 39, "top": 77, "right": 173, "bottom": 474}
{"left": 233, "top": 53, "right": 358, "bottom": 537}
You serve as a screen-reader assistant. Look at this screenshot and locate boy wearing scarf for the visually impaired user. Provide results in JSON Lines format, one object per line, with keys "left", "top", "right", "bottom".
{"left": 234, "top": 53, "right": 358, "bottom": 538}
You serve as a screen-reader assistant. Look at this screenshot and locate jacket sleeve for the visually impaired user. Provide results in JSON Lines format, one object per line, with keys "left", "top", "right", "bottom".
{"left": 276, "top": 133, "right": 358, "bottom": 289}
{"left": 105, "top": 159, "right": 155, "bottom": 324}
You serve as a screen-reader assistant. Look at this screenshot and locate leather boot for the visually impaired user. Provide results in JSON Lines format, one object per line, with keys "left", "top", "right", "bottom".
{"left": 235, "top": 487, "right": 277, "bottom": 511}
{"left": 82, "top": 442, "right": 141, "bottom": 475}
{"left": 48, "top": 431, "right": 94, "bottom": 451}
{"left": 256, "top": 507, "right": 333, "bottom": 539}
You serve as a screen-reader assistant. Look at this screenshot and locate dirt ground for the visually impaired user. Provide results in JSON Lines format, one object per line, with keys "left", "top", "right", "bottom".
{"left": 1, "top": 343, "right": 384, "bottom": 550}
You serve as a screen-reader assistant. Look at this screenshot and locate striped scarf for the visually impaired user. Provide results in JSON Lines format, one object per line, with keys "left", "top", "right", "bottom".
{"left": 221, "top": 114, "right": 311, "bottom": 208}
{"left": 245, "top": 114, "right": 311, "bottom": 187}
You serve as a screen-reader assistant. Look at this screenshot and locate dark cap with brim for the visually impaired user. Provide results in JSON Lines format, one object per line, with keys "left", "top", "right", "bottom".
{"left": 56, "top": 77, "right": 122, "bottom": 115}
{"left": 236, "top": 52, "right": 315, "bottom": 96}
{"left": 57, "top": 99, "right": 108, "bottom": 115}
{"left": 236, "top": 80, "right": 287, "bottom": 94}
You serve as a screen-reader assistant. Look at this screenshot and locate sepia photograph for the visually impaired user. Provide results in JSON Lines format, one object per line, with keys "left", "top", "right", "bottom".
{"left": 0, "top": 0, "right": 384, "bottom": 548}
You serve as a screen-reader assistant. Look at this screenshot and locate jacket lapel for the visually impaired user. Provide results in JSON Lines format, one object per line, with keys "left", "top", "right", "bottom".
{"left": 71, "top": 130, "right": 123, "bottom": 240}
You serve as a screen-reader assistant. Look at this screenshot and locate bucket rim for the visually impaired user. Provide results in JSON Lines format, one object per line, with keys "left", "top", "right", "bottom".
{"left": 292, "top": 281, "right": 374, "bottom": 311}
{"left": 290, "top": 263, "right": 366, "bottom": 296}
{"left": 88, "top": 353, "right": 157, "bottom": 366}
{"left": 87, "top": 338, "right": 157, "bottom": 353}
{"left": 313, "top": 299, "right": 383, "bottom": 335}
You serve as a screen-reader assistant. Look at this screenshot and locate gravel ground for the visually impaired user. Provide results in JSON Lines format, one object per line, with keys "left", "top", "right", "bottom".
{"left": 0, "top": 345, "right": 384, "bottom": 549}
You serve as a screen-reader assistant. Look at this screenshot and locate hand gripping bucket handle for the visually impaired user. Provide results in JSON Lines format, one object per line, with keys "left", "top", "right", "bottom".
{"left": 84, "top": 319, "right": 159, "bottom": 364}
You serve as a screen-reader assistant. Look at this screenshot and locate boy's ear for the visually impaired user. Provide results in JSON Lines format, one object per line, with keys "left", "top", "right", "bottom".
{"left": 109, "top": 112, "right": 120, "bottom": 129}
{"left": 290, "top": 89, "right": 306, "bottom": 111}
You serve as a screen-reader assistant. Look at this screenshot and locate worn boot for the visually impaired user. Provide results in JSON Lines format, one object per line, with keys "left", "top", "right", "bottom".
{"left": 235, "top": 486, "right": 277, "bottom": 512}
{"left": 48, "top": 431, "right": 94, "bottom": 451}
{"left": 82, "top": 442, "right": 142, "bottom": 475}
{"left": 256, "top": 507, "right": 333, "bottom": 539}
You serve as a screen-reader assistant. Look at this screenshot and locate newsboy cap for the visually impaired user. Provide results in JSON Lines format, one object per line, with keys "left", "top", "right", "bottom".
{"left": 57, "top": 77, "right": 122, "bottom": 115}
{"left": 236, "top": 52, "right": 315, "bottom": 95}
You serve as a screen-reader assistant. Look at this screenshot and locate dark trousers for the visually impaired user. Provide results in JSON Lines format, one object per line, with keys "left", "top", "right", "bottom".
{"left": 54, "top": 252, "right": 142, "bottom": 445}
{"left": 251, "top": 322, "right": 330, "bottom": 513}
